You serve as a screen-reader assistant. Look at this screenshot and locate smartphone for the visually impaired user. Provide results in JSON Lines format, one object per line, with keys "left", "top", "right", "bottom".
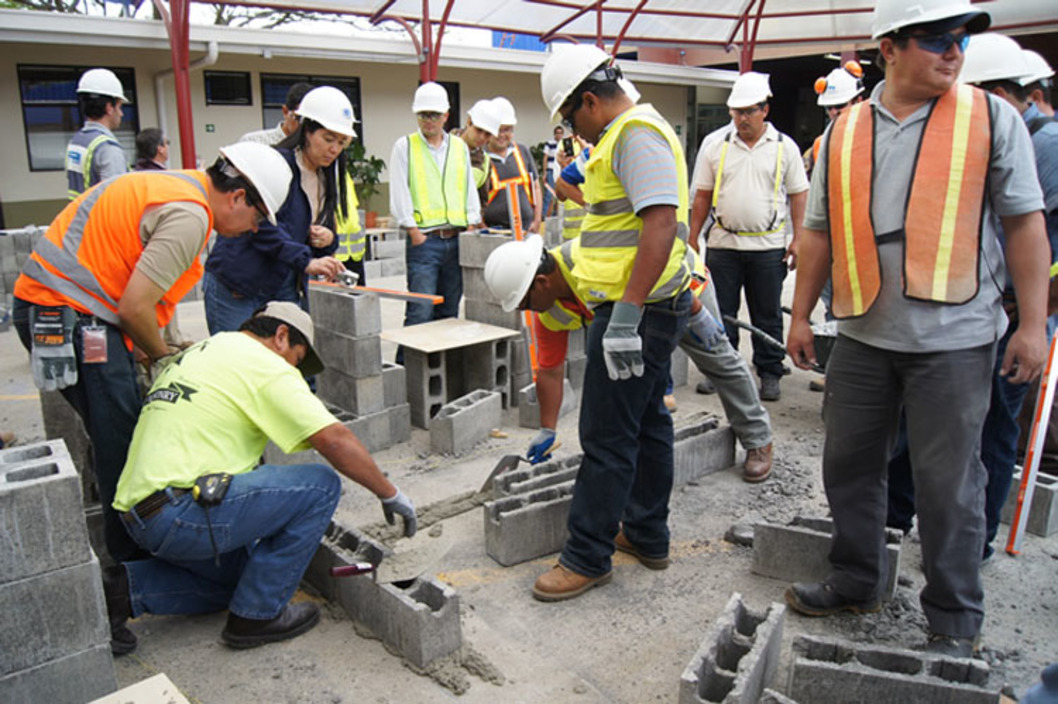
{"left": 562, "top": 137, "right": 574, "bottom": 155}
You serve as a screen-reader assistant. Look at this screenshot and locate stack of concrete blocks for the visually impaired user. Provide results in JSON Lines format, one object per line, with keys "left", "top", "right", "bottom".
{"left": 363, "top": 227, "right": 405, "bottom": 281}
{"left": 0, "top": 228, "right": 44, "bottom": 310}
{"left": 304, "top": 521, "right": 461, "bottom": 668}
{"left": 787, "top": 635, "right": 997, "bottom": 704}
{"left": 678, "top": 593, "right": 785, "bottom": 704}
{"left": 1001, "top": 468, "right": 1058, "bottom": 536}
{"left": 517, "top": 378, "right": 577, "bottom": 429}
{"left": 429, "top": 389, "right": 502, "bottom": 455}
{"left": 0, "top": 440, "right": 117, "bottom": 703}
{"left": 752, "top": 517, "right": 903, "bottom": 602}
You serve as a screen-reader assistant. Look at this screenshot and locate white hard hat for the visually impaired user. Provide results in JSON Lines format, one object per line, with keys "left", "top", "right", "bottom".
{"left": 492, "top": 97, "right": 518, "bottom": 126}
{"left": 727, "top": 72, "right": 772, "bottom": 109}
{"left": 870, "top": 0, "right": 989, "bottom": 40}
{"left": 484, "top": 235, "right": 545, "bottom": 312}
{"left": 959, "top": 33, "right": 1033, "bottom": 86}
{"left": 296, "top": 86, "right": 357, "bottom": 137}
{"left": 1019, "top": 50, "right": 1055, "bottom": 87}
{"left": 76, "top": 68, "right": 130, "bottom": 103}
{"left": 217, "top": 143, "right": 293, "bottom": 226}
{"left": 467, "top": 99, "right": 502, "bottom": 136}
{"left": 412, "top": 82, "right": 450, "bottom": 113}
{"left": 541, "top": 44, "right": 613, "bottom": 122}
{"left": 815, "top": 64, "right": 865, "bottom": 107}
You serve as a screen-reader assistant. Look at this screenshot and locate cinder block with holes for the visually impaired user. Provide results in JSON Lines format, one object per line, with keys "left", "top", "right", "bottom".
{"left": 314, "top": 328, "right": 383, "bottom": 379}
{"left": 484, "top": 483, "right": 575, "bottom": 566}
{"left": 679, "top": 593, "right": 785, "bottom": 704}
{"left": 1001, "top": 469, "right": 1058, "bottom": 536}
{"left": 429, "top": 390, "right": 502, "bottom": 455}
{"left": 464, "top": 339, "right": 512, "bottom": 409}
{"left": 787, "top": 635, "right": 996, "bottom": 704}
{"left": 490, "top": 453, "right": 583, "bottom": 498}
{"left": 316, "top": 368, "right": 385, "bottom": 415}
{"left": 307, "top": 286, "right": 381, "bottom": 338}
{"left": 405, "top": 348, "right": 448, "bottom": 429}
{"left": 382, "top": 361, "right": 407, "bottom": 408}
{"left": 0, "top": 643, "right": 116, "bottom": 704}
{"left": 518, "top": 379, "right": 577, "bottom": 429}
{"left": 673, "top": 414, "right": 737, "bottom": 486}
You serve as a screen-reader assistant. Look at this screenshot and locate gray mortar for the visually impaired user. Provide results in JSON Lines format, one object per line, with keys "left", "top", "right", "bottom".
{"left": 404, "top": 645, "right": 506, "bottom": 695}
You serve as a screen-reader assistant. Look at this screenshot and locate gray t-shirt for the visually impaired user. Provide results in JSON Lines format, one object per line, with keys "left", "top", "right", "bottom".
{"left": 804, "top": 81, "right": 1045, "bottom": 353}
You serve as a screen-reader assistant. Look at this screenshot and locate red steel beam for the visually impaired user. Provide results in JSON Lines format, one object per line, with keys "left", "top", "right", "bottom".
{"left": 368, "top": 0, "right": 397, "bottom": 24}
{"left": 611, "top": 0, "right": 647, "bottom": 57}
{"left": 420, "top": 0, "right": 433, "bottom": 83}
{"left": 540, "top": 0, "right": 603, "bottom": 44}
{"left": 430, "top": 0, "right": 457, "bottom": 80}
{"left": 158, "top": 0, "right": 196, "bottom": 168}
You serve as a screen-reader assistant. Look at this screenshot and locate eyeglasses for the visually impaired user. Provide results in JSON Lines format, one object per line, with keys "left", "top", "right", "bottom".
{"left": 730, "top": 103, "right": 765, "bottom": 117}
{"left": 417, "top": 112, "right": 444, "bottom": 121}
{"left": 903, "top": 30, "right": 970, "bottom": 55}
{"left": 559, "top": 91, "right": 585, "bottom": 134}
{"left": 245, "top": 191, "right": 269, "bottom": 223}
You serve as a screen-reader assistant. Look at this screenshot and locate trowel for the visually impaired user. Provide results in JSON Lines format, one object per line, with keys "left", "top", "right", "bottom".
{"left": 372, "top": 530, "right": 456, "bottom": 584}
{"left": 478, "top": 441, "right": 562, "bottom": 493}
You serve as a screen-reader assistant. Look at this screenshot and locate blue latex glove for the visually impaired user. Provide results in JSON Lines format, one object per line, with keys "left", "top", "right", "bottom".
{"left": 687, "top": 307, "right": 726, "bottom": 351}
{"left": 527, "top": 428, "right": 557, "bottom": 464}
{"left": 602, "top": 302, "right": 644, "bottom": 381}
{"left": 381, "top": 488, "right": 418, "bottom": 537}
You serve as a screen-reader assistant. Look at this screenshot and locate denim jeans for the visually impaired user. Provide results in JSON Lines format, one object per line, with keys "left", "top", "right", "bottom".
{"left": 14, "top": 297, "right": 144, "bottom": 563}
{"left": 203, "top": 271, "right": 302, "bottom": 336}
{"left": 397, "top": 235, "right": 462, "bottom": 364}
{"left": 561, "top": 290, "right": 691, "bottom": 577}
{"left": 122, "top": 464, "right": 341, "bottom": 620}
{"left": 705, "top": 247, "right": 787, "bottom": 379}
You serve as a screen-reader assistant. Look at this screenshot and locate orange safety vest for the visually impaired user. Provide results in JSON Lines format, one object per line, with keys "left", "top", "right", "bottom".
{"left": 826, "top": 84, "right": 991, "bottom": 319}
{"left": 486, "top": 144, "right": 535, "bottom": 207}
{"left": 15, "top": 170, "right": 213, "bottom": 334}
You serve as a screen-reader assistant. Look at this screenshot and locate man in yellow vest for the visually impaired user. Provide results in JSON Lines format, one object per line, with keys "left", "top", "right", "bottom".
{"left": 66, "top": 68, "right": 130, "bottom": 200}
{"left": 388, "top": 82, "right": 481, "bottom": 364}
{"left": 529, "top": 45, "right": 693, "bottom": 601}
{"left": 785, "top": 0, "right": 1049, "bottom": 658}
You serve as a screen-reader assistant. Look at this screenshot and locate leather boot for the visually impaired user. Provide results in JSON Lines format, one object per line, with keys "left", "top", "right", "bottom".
{"left": 222, "top": 602, "right": 320, "bottom": 649}
{"left": 102, "top": 565, "right": 137, "bottom": 655}
{"left": 532, "top": 564, "right": 612, "bottom": 602}
{"left": 743, "top": 443, "right": 773, "bottom": 483}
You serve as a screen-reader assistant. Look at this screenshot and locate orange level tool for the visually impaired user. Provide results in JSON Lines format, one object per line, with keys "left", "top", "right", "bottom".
{"left": 309, "top": 279, "right": 443, "bottom": 305}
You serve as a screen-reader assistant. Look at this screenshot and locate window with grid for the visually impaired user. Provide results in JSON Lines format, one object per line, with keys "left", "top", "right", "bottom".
{"left": 205, "top": 71, "right": 252, "bottom": 106}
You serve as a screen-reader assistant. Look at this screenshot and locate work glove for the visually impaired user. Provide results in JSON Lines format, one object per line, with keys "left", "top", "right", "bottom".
{"left": 29, "top": 306, "right": 78, "bottom": 391}
{"left": 382, "top": 488, "right": 418, "bottom": 538}
{"left": 147, "top": 353, "right": 177, "bottom": 386}
{"left": 527, "top": 428, "right": 557, "bottom": 465}
{"left": 602, "top": 302, "right": 644, "bottom": 381}
{"left": 687, "top": 307, "right": 726, "bottom": 351}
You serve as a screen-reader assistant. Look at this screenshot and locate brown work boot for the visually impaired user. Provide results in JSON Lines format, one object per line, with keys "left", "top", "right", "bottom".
{"left": 614, "top": 530, "right": 670, "bottom": 570}
{"left": 532, "top": 564, "right": 612, "bottom": 602}
{"left": 743, "top": 443, "right": 773, "bottom": 483}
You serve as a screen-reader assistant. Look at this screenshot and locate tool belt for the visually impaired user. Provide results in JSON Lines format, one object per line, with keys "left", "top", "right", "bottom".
{"left": 122, "top": 488, "right": 189, "bottom": 523}
{"left": 426, "top": 228, "right": 460, "bottom": 239}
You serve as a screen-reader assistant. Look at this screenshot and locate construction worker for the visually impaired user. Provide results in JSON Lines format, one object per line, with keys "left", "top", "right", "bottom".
{"left": 804, "top": 62, "right": 866, "bottom": 177}
{"left": 542, "top": 125, "right": 564, "bottom": 218}
{"left": 104, "top": 302, "right": 417, "bottom": 654}
{"left": 785, "top": 0, "right": 1049, "bottom": 658}
{"left": 11, "top": 142, "right": 292, "bottom": 565}
{"left": 205, "top": 86, "right": 352, "bottom": 334}
{"left": 555, "top": 136, "right": 591, "bottom": 241}
{"left": 452, "top": 98, "right": 503, "bottom": 192}
{"left": 689, "top": 71, "right": 810, "bottom": 403}
{"left": 66, "top": 68, "right": 129, "bottom": 200}
{"left": 239, "top": 82, "right": 314, "bottom": 146}
{"left": 389, "top": 82, "right": 481, "bottom": 364}
{"left": 334, "top": 169, "right": 366, "bottom": 285}
{"left": 528, "top": 45, "right": 693, "bottom": 601}
{"left": 482, "top": 96, "right": 542, "bottom": 234}
{"left": 133, "top": 128, "right": 169, "bottom": 171}
{"left": 1022, "top": 50, "right": 1056, "bottom": 119}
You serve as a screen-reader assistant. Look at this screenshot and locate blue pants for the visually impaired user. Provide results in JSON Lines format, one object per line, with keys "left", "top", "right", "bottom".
{"left": 203, "top": 271, "right": 300, "bottom": 336}
{"left": 122, "top": 464, "right": 341, "bottom": 620}
{"left": 561, "top": 291, "right": 691, "bottom": 577}
{"left": 398, "top": 235, "right": 462, "bottom": 364}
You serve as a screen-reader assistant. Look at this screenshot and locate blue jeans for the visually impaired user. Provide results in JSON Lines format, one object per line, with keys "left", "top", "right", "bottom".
{"left": 705, "top": 247, "right": 787, "bottom": 379}
{"left": 203, "top": 271, "right": 300, "bottom": 336}
{"left": 14, "top": 297, "right": 144, "bottom": 563}
{"left": 542, "top": 171, "right": 556, "bottom": 218}
{"left": 398, "top": 235, "right": 462, "bottom": 364}
{"left": 561, "top": 291, "right": 691, "bottom": 577}
{"left": 122, "top": 464, "right": 340, "bottom": 620}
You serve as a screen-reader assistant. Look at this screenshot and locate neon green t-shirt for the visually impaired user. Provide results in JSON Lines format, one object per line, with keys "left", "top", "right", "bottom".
{"left": 113, "top": 332, "right": 338, "bottom": 511}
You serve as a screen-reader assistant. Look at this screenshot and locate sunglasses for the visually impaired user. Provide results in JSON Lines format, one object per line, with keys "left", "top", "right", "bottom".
{"left": 417, "top": 112, "right": 444, "bottom": 121}
{"left": 903, "top": 30, "right": 970, "bottom": 55}
{"left": 560, "top": 91, "right": 585, "bottom": 133}
{"left": 730, "top": 103, "right": 765, "bottom": 117}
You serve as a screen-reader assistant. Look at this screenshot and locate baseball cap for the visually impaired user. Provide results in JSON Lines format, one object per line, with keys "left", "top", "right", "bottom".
{"left": 255, "top": 301, "right": 324, "bottom": 376}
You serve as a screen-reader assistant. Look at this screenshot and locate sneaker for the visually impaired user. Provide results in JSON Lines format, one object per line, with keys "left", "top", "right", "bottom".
{"left": 222, "top": 602, "right": 320, "bottom": 649}
{"left": 784, "top": 581, "right": 881, "bottom": 617}
{"left": 925, "top": 632, "right": 976, "bottom": 658}
{"left": 102, "top": 565, "right": 137, "bottom": 656}
{"left": 743, "top": 443, "right": 773, "bottom": 483}
{"left": 696, "top": 379, "right": 717, "bottom": 395}
{"left": 614, "top": 530, "right": 669, "bottom": 570}
{"left": 532, "top": 564, "right": 612, "bottom": 602}
{"left": 664, "top": 394, "right": 678, "bottom": 412}
{"left": 760, "top": 376, "right": 781, "bottom": 402}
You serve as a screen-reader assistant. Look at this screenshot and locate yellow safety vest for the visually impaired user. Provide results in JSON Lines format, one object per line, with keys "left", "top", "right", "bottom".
{"left": 539, "top": 240, "right": 591, "bottom": 331}
{"left": 407, "top": 132, "right": 469, "bottom": 229}
{"left": 711, "top": 130, "right": 786, "bottom": 236}
{"left": 560, "top": 199, "right": 586, "bottom": 241}
{"left": 826, "top": 84, "right": 991, "bottom": 318}
{"left": 334, "top": 173, "right": 365, "bottom": 263}
{"left": 573, "top": 104, "right": 691, "bottom": 305}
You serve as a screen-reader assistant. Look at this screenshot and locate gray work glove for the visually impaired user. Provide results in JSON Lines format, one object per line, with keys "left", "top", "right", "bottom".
{"left": 602, "top": 302, "right": 644, "bottom": 381}
{"left": 381, "top": 488, "right": 418, "bottom": 538}
{"left": 687, "top": 307, "right": 726, "bottom": 351}
{"left": 527, "top": 428, "right": 557, "bottom": 464}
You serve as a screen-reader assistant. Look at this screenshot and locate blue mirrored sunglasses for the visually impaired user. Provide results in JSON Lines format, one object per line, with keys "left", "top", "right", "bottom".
{"left": 905, "top": 30, "right": 970, "bottom": 55}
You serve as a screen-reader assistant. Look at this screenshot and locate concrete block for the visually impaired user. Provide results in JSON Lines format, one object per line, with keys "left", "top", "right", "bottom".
{"left": 387, "top": 403, "right": 411, "bottom": 446}
{"left": 544, "top": 215, "right": 563, "bottom": 247}
{"left": 0, "top": 643, "right": 116, "bottom": 704}
{"left": 787, "top": 635, "right": 996, "bottom": 704}
{"left": 430, "top": 389, "right": 502, "bottom": 455}
{"left": 308, "top": 287, "right": 382, "bottom": 337}
{"left": 566, "top": 327, "right": 587, "bottom": 358}
{"left": 679, "top": 593, "right": 785, "bottom": 704}
{"left": 673, "top": 414, "right": 736, "bottom": 487}
{"left": 380, "top": 257, "right": 405, "bottom": 277}
{"left": 518, "top": 379, "right": 577, "bottom": 429}
{"left": 491, "top": 453, "right": 583, "bottom": 498}
{"left": 484, "top": 483, "right": 575, "bottom": 566}
{"left": 1001, "top": 469, "right": 1058, "bottom": 537}
{"left": 759, "top": 690, "right": 800, "bottom": 704}
{"left": 263, "top": 404, "right": 408, "bottom": 463}
{"left": 382, "top": 362, "right": 407, "bottom": 408}
{"left": 305, "top": 523, "right": 462, "bottom": 668}
{"left": 461, "top": 267, "right": 493, "bottom": 302}
{"left": 671, "top": 347, "right": 689, "bottom": 387}
{"left": 464, "top": 298, "right": 523, "bottom": 330}
{"left": 372, "top": 238, "right": 404, "bottom": 259}
{"left": 314, "top": 328, "right": 383, "bottom": 379}
{"left": 38, "top": 390, "right": 95, "bottom": 503}
{"left": 464, "top": 338, "right": 512, "bottom": 408}
{"left": 1, "top": 554, "right": 110, "bottom": 675}
{"left": 458, "top": 230, "right": 510, "bottom": 268}
{"left": 363, "top": 259, "right": 383, "bottom": 281}
{"left": 0, "top": 447, "right": 91, "bottom": 583}
{"left": 752, "top": 518, "right": 903, "bottom": 602}
{"left": 405, "top": 348, "right": 447, "bottom": 429}
{"left": 566, "top": 355, "right": 588, "bottom": 391}
{"left": 316, "top": 368, "right": 385, "bottom": 415}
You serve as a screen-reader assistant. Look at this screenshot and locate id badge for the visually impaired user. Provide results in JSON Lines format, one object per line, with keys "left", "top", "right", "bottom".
{"left": 82, "top": 325, "right": 108, "bottom": 364}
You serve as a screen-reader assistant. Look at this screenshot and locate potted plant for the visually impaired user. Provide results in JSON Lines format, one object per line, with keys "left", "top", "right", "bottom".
{"left": 345, "top": 141, "right": 386, "bottom": 228}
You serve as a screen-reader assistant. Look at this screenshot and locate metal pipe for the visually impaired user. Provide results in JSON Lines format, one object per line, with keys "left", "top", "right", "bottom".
{"left": 155, "top": 41, "right": 218, "bottom": 142}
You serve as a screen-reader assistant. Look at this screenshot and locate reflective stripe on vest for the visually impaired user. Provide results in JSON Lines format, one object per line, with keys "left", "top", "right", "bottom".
{"left": 561, "top": 199, "right": 586, "bottom": 241}
{"left": 335, "top": 173, "right": 366, "bottom": 262}
{"left": 539, "top": 240, "right": 590, "bottom": 332}
{"left": 407, "top": 133, "right": 469, "bottom": 229}
{"left": 711, "top": 131, "right": 785, "bottom": 236}
{"left": 575, "top": 104, "right": 691, "bottom": 305}
{"left": 826, "top": 84, "right": 991, "bottom": 318}
{"left": 16, "top": 171, "right": 211, "bottom": 329}
{"left": 486, "top": 144, "right": 535, "bottom": 207}
{"left": 66, "top": 131, "right": 121, "bottom": 200}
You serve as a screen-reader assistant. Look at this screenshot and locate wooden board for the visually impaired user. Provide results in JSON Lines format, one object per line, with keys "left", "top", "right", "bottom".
{"left": 380, "top": 317, "right": 521, "bottom": 353}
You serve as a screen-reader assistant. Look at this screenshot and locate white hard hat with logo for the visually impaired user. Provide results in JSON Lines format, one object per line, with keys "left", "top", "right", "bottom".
{"left": 870, "top": 0, "right": 990, "bottom": 40}
{"left": 296, "top": 86, "right": 357, "bottom": 137}
{"left": 77, "top": 68, "right": 130, "bottom": 103}
{"left": 484, "top": 235, "right": 545, "bottom": 312}
{"left": 217, "top": 142, "right": 294, "bottom": 226}
{"left": 412, "top": 82, "right": 450, "bottom": 113}
{"left": 540, "top": 44, "right": 614, "bottom": 122}
{"left": 727, "top": 72, "right": 772, "bottom": 109}
{"left": 1019, "top": 50, "right": 1055, "bottom": 87}
{"left": 815, "top": 63, "right": 865, "bottom": 107}
{"left": 467, "top": 99, "right": 502, "bottom": 136}
{"left": 959, "top": 33, "right": 1033, "bottom": 86}
{"left": 492, "top": 97, "right": 518, "bottom": 126}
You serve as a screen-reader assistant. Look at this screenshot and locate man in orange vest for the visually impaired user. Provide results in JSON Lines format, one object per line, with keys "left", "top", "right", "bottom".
{"left": 785, "top": 0, "right": 1050, "bottom": 658}
{"left": 482, "top": 97, "right": 542, "bottom": 234}
{"left": 11, "top": 142, "right": 291, "bottom": 563}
